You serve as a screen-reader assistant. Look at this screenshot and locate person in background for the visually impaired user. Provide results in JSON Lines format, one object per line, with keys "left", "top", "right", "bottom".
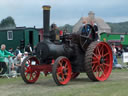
{"left": 14, "top": 46, "right": 21, "bottom": 56}
{"left": 112, "top": 43, "right": 118, "bottom": 67}
{"left": 21, "top": 52, "right": 28, "bottom": 62}
{"left": 0, "top": 44, "right": 14, "bottom": 75}
{"left": 8, "top": 48, "right": 14, "bottom": 54}
{"left": 24, "top": 44, "right": 32, "bottom": 54}
{"left": 13, "top": 53, "right": 22, "bottom": 74}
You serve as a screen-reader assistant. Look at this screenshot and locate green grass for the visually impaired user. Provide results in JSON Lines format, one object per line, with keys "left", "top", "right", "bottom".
{"left": 0, "top": 58, "right": 128, "bottom": 96}
{"left": 0, "top": 69, "right": 128, "bottom": 96}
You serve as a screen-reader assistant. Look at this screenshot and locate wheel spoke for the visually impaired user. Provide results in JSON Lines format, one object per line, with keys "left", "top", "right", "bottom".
{"left": 92, "top": 64, "right": 96, "bottom": 70}
{"left": 25, "top": 72, "right": 29, "bottom": 77}
{"left": 104, "top": 58, "right": 108, "bottom": 61}
{"left": 58, "top": 61, "right": 63, "bottom": 67}
{"left": 57, "top": 67, "right": 62, "bottom": 73}
{"left": 92, "top": 57, "right": 97, "bottom": 60}
{"left": 57, "top": 72, "right": 62, "bottom": 76}
{"left": 80, "top": 35, "right": 87, "bottom": 38}
{"left": 96, "top": 67, "right": 100, "bottom": 77}
{"left": 25, "top": 69, "right": 29, "bottom": 73}
{"left": 31, "top": 74, "right": 34, "bottom": 80}
{"left": 92, "top": 60, "right": 99, "bottom": 64}
{"left": 99, "top": 66, "right": 105, "bottom": 77}
{"left": 61, "top": 74, "right": 65, "bottom": 81}
{"left": 103, "top": 63, "right": 109, "bottom": 67}
{"left": 29, "top": 73, "right": 32, "bottom": 80}
{"left": 93, "top": 65, "right": 98, "bottom": 72}
{"left": 103, "top": 52, "right": 109, "bottom": 57}
{"left": 93, "top": 53, "right": 99, "bottom": 59}
{"left": 100, "top": 45, "right": 104, "bottom": 56}
{"left": 64, "top": 73, "right": 68, "bottom": 76}
{"left": 96, "top": 46, "right": 101, "bottom": 55}
{"left": 100, "top": 64, "right": 105, "bottom": 71}
{"left": 82, "top": 40, "right": 87, "bottom": 48}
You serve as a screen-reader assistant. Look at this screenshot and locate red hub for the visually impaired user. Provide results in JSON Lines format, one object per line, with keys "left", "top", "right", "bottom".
{"left": 52, "top": 56, "right": 72, "bottom": 85}
{"left": 21, "top": 56, "right": 40, "bottom": 84}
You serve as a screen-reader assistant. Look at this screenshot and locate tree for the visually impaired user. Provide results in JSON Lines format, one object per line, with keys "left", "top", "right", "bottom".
{"left": 107, "top": 21, "right": 128, "bottom": 33}
{"left": 59, "top": 24, "right": 73, "bottom": 33}
{"left": 0, "top": 16, "right": 16, "bottom": 29}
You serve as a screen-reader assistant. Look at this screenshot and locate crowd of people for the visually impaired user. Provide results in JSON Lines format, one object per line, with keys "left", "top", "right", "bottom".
{"left": 0, "top": 44, "right": 31, "bottom": 77}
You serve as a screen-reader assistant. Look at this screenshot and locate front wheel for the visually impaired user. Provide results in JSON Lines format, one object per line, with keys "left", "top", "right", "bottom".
{"left": 52, "top": 56, "right": 72, "bottom": 85}
{"left": 21, "top": 56, "right": 40, "bottom": 84}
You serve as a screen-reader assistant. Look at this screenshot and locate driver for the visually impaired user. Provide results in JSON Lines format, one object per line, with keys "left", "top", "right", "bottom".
{"left": 81, "top": 21, "right": 91, "bottom": 36}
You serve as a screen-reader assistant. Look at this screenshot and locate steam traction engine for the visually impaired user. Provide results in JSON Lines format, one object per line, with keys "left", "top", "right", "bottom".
{"left": 21, "top": 5, "right": 113, "bottom": 85}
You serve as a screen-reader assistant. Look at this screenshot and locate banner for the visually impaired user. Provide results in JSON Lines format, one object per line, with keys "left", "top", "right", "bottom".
{"left": 123, "top": 52, "right": 128, "bottom": 63}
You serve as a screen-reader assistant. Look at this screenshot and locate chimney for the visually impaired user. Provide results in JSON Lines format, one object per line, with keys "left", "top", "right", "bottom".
{"left": 42, "top": 5, "right": 51, "bottom": 40}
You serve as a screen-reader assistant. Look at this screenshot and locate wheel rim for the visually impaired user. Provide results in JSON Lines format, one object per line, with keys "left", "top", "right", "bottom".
{"left": 56, "top": 58, "right": 72, "bottom": 85}
{"left": 91, "top": 42, "right": 113, "bottom": 81}
{"left": 23, "top": 57, "right": 40, "bottom": 83}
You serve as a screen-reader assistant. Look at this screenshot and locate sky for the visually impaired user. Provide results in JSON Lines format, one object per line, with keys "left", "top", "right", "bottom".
{"left": 0, "top": 0, "right": 128, "bottom": 28}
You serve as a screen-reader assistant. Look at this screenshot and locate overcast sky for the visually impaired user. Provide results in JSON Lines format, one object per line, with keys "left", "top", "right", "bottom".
{"left": 0, "top": 0, "right": 128, "bottom": 27}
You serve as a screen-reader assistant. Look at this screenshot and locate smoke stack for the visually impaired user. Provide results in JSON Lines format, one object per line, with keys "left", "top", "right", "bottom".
{"left": 42, "top": 5, "right": 51, "bottom": 40}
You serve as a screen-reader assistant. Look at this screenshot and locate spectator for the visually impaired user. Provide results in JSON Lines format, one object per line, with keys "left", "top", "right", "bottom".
{"left": 112, "top": 43, "right": 118, "bottom": 67}
{"left": 14, "top": 46, "right": 21, "bottom": 56}
{"left": 8, "top": 48, "right": 13, "bottom": 54}
{"left": 13, "top": 53, "right": 22, "bottom": 73}
{"left": 124, "top": 47, "right": 128, "bottom": 52}
{"left": 21, "top": 52, "right": 28, "bottom": 62}
{"left": 32, "top": 46, "right": 36, "bottom": 55}
{"left": 24, "top": 44, "right": 32, "bottom": 54}
{"left": 0, "top": 44, "right": 14, "bottom": 75}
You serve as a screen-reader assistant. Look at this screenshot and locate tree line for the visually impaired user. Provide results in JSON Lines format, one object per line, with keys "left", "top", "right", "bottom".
{"left": 0, "top": 16, "right": 16, "bottom": 29}
{"left": 59, "top": 22, "right": 128, "bottom": 33}
{"left": 107, "top": 22, "right": 128, "bottom": 33}
{"left": 0, "top": 16, "right": 128, "bottom": 33}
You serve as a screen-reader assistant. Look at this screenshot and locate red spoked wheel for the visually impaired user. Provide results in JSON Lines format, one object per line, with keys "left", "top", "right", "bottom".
{"left": 21, "top": 56, "right": 40, "bottom": 84}
{"left": 52, "top": 56, "right": 72, "bottom": 85}
{"left": 85, "top": 41, "right": 113, "bottom": 81}
{"left": 71, "top": 72, "right": 80, "bottom": 79}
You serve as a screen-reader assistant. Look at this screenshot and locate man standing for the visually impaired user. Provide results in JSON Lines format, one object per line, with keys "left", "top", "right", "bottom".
{"left": 0, "top": 44, "right": 14, "bottom": 75}
{"left": 111, "top": 43, "right": 118, "bottom": 67}
{"left": 24, "top": 44, "right": 32, "bottom": 54}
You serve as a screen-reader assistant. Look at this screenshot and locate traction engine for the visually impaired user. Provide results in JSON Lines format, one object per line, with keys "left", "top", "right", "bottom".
{"left": 21, "top": 5, "right": 113, "bottom": 85}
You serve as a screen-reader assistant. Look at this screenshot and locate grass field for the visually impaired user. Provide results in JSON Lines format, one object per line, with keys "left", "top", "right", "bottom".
{"left": 0, "top": 69, "right": 128, "bottom": 96}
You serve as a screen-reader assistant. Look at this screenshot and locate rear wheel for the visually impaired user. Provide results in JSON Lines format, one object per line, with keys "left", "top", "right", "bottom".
{"left": 85, "top": 41, "right": 113, "bottom": 81}
{"left": 52, "top": 56, "right": 72, "bottom": 85}
{"left": 21, "top": 56, "right": 40, "bottom": 84}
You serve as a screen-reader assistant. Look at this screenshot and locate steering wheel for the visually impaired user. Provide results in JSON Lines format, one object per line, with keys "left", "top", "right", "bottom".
{"left": 80, "top": 24, "right": 95, "bottom": 50}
